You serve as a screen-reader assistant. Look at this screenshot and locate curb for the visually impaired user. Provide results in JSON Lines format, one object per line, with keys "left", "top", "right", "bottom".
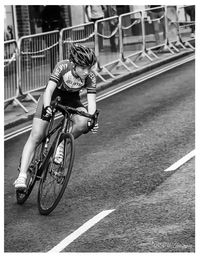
{"left": 4, "top": 49, "right": 194, "bottom": 131}
{"left": 95, "top": 50, "right": 194, "bottom": 93}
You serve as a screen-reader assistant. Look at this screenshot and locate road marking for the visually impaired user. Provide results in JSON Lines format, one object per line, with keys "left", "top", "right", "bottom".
{"left": 4, "top": 54, "right": 195, "bottom": 141}
{"left": 47, "top": 149, "right": 195, "bottom": 252}
{"left": 164, "top": 150, "right": 195, "bottom": 172}
{"left": 47, "top": 209, "right": 115, "bottom": 253}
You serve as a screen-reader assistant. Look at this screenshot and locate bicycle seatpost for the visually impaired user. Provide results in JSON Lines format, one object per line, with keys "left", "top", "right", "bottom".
{"left": 47, "top": 96, "right": 61, "bottom": 134}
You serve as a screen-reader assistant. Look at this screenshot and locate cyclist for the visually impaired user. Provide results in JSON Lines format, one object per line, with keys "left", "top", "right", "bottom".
{"left": 14, "top": 43, "right": 99, "bottom": 190}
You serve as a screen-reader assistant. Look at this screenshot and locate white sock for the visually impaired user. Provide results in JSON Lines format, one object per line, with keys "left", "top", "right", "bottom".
{"left": 18, "top": 173, "right": 27, "bottom": 179}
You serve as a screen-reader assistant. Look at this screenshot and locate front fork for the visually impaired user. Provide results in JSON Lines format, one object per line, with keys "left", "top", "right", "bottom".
{"left": 41, "top": 114, "right": 72, "bottom": 168}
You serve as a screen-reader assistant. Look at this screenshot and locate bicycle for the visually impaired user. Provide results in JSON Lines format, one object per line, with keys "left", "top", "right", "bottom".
{"left": 16, "top": 96, "right": 99, "bottom": 215}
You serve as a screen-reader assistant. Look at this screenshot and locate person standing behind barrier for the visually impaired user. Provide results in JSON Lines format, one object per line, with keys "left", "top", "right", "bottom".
{"left": 115, "top": 6, "right": 130, "bottom": 38}
{"left": 85, "top": 5, "right": 106, "bottom": 51}
{"left": 41, "top": 6, "right": 65, "bottom": 72}
{"left": 166, "top": 6, "right": 179, "bottom": 42}
{"left": 184, "top": 5, "right": 195, "bottom": 37}
{"left": 106, "top": 5, "right": 118, "bottom": 52}
{"left": 148, "top": 5, "right": 166, "bottom": 46}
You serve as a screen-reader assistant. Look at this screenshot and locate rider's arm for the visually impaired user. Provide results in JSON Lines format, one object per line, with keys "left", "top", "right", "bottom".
{"left": 43, "top": 61, "right": 66, "bottom": 107}
{"left": 86, "top": 71, "right": 97, "bottom": 115}
{"left": 43, "top": 80, "right": 57, "bottom": 108}
{"left": 87, "top": 92, "right": 98, "bottom": 133}
{"left": 87, "top": 93, "right": 96, "bottom": 115}
{"left": 86, "top": 72, "right": 98, "bottom": 133}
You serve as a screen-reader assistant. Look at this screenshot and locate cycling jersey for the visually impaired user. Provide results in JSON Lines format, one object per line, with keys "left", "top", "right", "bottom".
{"left": 34, "top": 60, "right": 96, "bottom": 120}
{"left": 49, "top": 60, "right": 96, "bottom": 94}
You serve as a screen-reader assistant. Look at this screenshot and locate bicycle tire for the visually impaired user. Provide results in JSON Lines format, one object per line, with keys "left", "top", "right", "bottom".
{"left": 37, "top": 132, "right": 75, "bottom": 215}
{"left": 16, "top": 141, "right": 45, "bottom": 204}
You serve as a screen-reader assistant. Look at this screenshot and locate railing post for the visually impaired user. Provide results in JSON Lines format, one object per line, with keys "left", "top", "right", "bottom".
{"left": 59, "top": 29, "right": 64, "bottom": 61}
{"left": 164, "top": 6, "right": 169, "bottom": 45}
{"left": 94, "top": 21, "right": 101, "bottom": 71}
{"left": 141, "top": 10, "right": 147, "bottom": 53}
{"left": 118, "top": 14, "right": 124, "bottom": 61}
{"left": 17, "top": 38, "right": 22, "bottom": 97}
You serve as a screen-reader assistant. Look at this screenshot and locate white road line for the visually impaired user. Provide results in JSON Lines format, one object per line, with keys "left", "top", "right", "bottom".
{"left": 4, "top": 54, "right": 194, "bottom": 142}
{"left": 96, "top": 54, "right": 195, "bottom": 101}
{"left": 47, "top": 149, "right": 195, "bottom": 252}
{"left": 48, "top": 209, "right": 115, "bottom": 253}
{"left": 164, "top": 150, "right": 195, "bottom": 172}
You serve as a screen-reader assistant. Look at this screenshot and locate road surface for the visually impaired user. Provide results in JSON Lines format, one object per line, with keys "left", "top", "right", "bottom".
{"left": 4, "top": 60, "right": 195, "bottom": 252}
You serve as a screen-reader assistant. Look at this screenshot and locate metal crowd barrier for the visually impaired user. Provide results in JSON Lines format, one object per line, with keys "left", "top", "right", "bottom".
{"left": 176, "top": 5, "right": 195, "bottom": 49}
{"left": 144, "top": 6, "right": 178, "bottom": 56}
{"left": 145, "top": 6, "right": 166, "bottom": 50}
{"left": 119, "top": 10, "right": 142, "bottom": 63}
{"left": 4, "top": 40, "right": 26, "bottom": 110}
{"left": 94, "top": 15, "right": 125, "bottom": 80}
{"left": 59, "top": 22, "right": 107, "bottom": 82}
{"left": 4, "top": 40, "right": 18, "bottom": 101}
{"left": 97, "top": 6, "right": 177, "bottom": 74}
{"left": 18, "top": 30, "right": 60, "bottom": 108}
{"left": 59, "top": 22, "right": 95, "bottom": 60}
{"left": 119, "top": 10, "right": 145, "bottom": 68}
{"left": 4, "top": 5, "right": 195, "bottom": 112}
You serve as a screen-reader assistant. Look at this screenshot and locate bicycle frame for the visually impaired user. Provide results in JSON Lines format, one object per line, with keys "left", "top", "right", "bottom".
{"left": 31, "top": 98, "right": 97, "bottom": 180}
{"left": 16, "top": 97, "right": 99, "bottom": 212}
{"left": 36, "top": 110, "right": 73, "bottom": 178}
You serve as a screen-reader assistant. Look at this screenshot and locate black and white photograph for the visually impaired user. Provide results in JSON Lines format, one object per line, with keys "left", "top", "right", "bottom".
{"left": 3, "top": 1, "right": 198, "bottom": 255}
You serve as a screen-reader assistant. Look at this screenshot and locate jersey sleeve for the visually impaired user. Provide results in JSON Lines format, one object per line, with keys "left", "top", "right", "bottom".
{"left": 85, "top": 71, "right": 97, "bottom": 94}
{"left": 49, "top": 61, "right": 68, "bottom": 84}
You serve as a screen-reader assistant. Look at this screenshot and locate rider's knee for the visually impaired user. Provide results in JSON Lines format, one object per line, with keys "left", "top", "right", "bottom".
{"left": 29, "top": 129, "right": 43, "bottom": 144}
{"left": 73, "top": 116, "right": 89, "bottom": 134}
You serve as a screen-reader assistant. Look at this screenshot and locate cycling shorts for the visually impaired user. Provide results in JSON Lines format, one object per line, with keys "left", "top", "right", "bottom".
{"left": 34, "top": 88, "right": 85, "bottom": 120}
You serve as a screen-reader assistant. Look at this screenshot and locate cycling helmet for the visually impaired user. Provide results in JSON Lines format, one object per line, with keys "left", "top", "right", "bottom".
{"left": 69, "top": 43, "right": 97, "bottom": 68}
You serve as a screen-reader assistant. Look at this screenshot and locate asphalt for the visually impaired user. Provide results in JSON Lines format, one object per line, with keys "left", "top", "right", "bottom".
{"left": 4, "top": 43, "right": 195, "bottom": 132}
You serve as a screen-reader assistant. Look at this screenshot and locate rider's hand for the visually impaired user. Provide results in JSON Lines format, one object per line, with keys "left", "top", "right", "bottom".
{"left": 42, "top": 106, "right": 53, "bottom": 121}
{"left": 88, "top": 120, "right": 99, "bottom": 134}
{"left": 91, "top": 122, "right": 99, "bottom": 134}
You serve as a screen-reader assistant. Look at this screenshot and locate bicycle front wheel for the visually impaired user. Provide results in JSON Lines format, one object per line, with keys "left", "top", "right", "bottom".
{"left": 37, "top": 132, "right": 75, "bottom": 215}
{"left": 16, "top": 141, "right": 44, "bottom": 204}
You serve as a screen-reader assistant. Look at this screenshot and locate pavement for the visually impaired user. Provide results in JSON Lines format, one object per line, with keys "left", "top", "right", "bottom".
{"left": 4, "top": 39, "right": 195, "bottom": 134}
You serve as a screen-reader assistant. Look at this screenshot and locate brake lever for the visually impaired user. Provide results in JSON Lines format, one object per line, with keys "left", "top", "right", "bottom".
{"left": 51, "top": 96, "right": 61, "bottom": 112}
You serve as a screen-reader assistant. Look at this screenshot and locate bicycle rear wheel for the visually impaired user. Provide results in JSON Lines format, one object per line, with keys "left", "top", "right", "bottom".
{"left": 37, "top": 132, "right": 75, "bottom": 215}
{"left": 16, "top": 142, "right": 44, "bottom": 204}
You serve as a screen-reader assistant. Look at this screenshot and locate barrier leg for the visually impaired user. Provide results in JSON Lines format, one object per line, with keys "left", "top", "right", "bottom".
{"left": 12, "top": 98, "right": 28, "bottom": 113}
{"left": 26, "top": 93, "right": 38, "bottom": 104}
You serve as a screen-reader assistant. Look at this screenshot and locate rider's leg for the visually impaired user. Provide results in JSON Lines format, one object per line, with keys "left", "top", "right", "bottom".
{"left": 54, "top": 107, "right": 90, "bottom": 164}
{"left": 71, "top": 107, "right": 90, "bottom": 139}
{"left": 14, "top": 118, "right": 48, "bottom": 188}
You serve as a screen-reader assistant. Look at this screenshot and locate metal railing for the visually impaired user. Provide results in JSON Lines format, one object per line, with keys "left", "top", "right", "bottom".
{"left": 94, "top": 15, "right": 124, "bottom": 80}
{"left": 4, "top": 5, "right": 195, "bottom": 113}
{"left": 18, "top": 30, "right": 60, "bottom": 100}
{"left": 119, "top": 10, "right": 143, "bottom": 63}
{"left": 4, "top": 40, "right": 18, "bottom": 102}
{"left": 3, "top": 40, "right": 28, "bottom": 110}
{"left": 59, "top": 22, "right": 95, "bottom": 60}
{"left": 175, "top": 5, "right": 195, "bottom": 49}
